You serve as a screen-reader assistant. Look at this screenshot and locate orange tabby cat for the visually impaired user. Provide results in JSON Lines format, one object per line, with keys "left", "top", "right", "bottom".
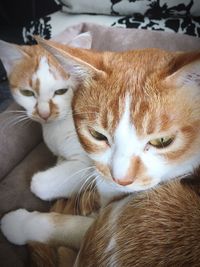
{"left": 76, "top": 173, "right": 200, "bottom": 266}
{"left": 30, "top": 41, "right": 200, "bottom": 266}
{"left": 1, "top": 39, "right": 200, "bottom": 266}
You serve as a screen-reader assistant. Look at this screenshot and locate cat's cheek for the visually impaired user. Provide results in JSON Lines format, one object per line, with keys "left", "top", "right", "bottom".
{"left": 13, "top": 93, "right": 37, "bottom": 120}
{"left": 52, "top": 89, "right": 73, "bottom": 119}
{"left": 11, "top": 92, "right": 27, "bottom": 109}
{"left": 94, "top": 161, "right": 112, "bottom": 181}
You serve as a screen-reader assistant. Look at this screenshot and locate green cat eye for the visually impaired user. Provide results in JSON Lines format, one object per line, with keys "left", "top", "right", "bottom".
{"left": 20, "top": 89, "right": 35, "bottom": 97}
{"left": 89, "top": 128, "right": 108, "bottom": 142}
{"left": 149, "top": 136, "right": 174, "bottom": 149}
{"left": 55, "top": 88, "right": 68, "bottom": 95}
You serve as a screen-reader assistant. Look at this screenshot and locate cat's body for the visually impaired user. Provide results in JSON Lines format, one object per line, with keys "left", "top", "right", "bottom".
{"left": 1, "top": 40, "right": 200, "bottom": 264}
{"left": 76, "top": 175, "right": 200, "bottom": 267}
{"left": 0, "top": 36, "right": 94, "bottom": 201}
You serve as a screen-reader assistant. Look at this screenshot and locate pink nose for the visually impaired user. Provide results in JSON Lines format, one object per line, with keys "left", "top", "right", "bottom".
{"left": 38, "top": 111, "right": 50, "bottom": 120}
{"left": 113, "top": 177, "right": 133, "bottom": 186}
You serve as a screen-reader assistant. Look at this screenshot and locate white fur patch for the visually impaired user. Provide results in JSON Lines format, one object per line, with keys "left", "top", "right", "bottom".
{"left": 31, "top": 157, "right": 92, "bottom": 200}
{"left": 112, "top": 95, "right": 139, "bottom": 180}
{"left": 106, "top": 237, "right": 116, "bottom": 253}
{"left": 1, "top": 209, "right": 54, "bottom": 245}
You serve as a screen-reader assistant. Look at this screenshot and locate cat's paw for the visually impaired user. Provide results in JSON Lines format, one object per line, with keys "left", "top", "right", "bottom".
{"left": 31, "top": 172, "right": 55, "bottom": 200}
{"left": 1, "top": 209, "right": 31, "bottom": 245}
{"left": 1, "top": 209, "right": 54, "bottom": 246}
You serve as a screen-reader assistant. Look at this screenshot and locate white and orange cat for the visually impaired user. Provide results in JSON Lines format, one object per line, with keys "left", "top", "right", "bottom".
{"left": 0, "top": 33, "right": 94, "bottom": 202}
{"left": 1, "top": 39, "right": 200, "bottom": 253}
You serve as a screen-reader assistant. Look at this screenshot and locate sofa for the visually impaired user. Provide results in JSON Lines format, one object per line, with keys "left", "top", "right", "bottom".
{"left": 0, "top": 1, "right": 200, "bottom": 266}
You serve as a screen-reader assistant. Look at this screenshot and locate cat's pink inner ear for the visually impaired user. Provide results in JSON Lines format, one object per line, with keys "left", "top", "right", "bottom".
{"left": 53, "top": 31, "right": 92, "bottom": 49}
{"left": 36, "top": 37, "right": 104, "bottom": 81}
{"left": 0, "top": 40, "right": 28, "bottom": 76}
{"left": 67, "top": 32, "right": 92, "bottom": 49}
{"left": 165, "top": 52, "right": 200, "bottom": 88}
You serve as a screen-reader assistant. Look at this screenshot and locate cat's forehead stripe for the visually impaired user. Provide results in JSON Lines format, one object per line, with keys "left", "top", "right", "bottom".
{"left": 32, "top": 78, "right": 40, "bottom": 94}
{"left": 106, "top": 90, "right": 173, "bottom": 140}
{"left": 31, "top": 56, "right": 54, "bottom": 96}
{"left": 31, "top": 57, "right": 47, "bottom": 94}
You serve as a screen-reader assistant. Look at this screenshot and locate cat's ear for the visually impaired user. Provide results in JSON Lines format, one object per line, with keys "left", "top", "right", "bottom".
{"left": 52, "top": 32, "right": 92, "bottom": 49}
{"left": 165, "top": 51, "right": 200, "bottom": 88}
{"left": 67, "top": 32, "right": 92, "bottom": 49}
{"left": 0, "top": 40, "right": 29, "bottom": 76}
{"left": 35, "top": 36, "right": 105, "bottom": 83}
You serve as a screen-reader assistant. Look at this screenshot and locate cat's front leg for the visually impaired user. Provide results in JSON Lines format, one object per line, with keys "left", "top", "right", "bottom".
{"left": 31, "top": 159, "right": 93, "bottom": 200}
{"left": 1, "top": 209, "right": 94, "bottom": 249}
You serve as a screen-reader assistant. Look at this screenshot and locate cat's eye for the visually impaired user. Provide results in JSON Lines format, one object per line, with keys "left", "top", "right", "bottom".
{"left": 89, "top": 128, "right": 108, "bottom": 142}
{"left": 149, "top": 136, "right": 175, "bottom": 149}
{"left": 54, "top": 88, "right": 68, "bottom": 95}
{"left": 20, "top": 89, "right": 35, "bottom": 97}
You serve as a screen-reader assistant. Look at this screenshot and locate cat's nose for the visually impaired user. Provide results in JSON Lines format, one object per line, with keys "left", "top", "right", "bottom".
{"left": 111, "top": 155, "right": 140, "bottom": 186}
{"left": 113, "top": 177, "right": 133, "bottom": 186}
{"left": 37, "top": 102, "right": 51, "bottom": 121}
{"left": 38, "top": 111, "right": 50, "bottom": 120}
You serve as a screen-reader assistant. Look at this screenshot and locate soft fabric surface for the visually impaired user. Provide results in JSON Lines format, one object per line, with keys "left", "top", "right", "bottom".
{"left": 0, "top": 103, "right": 43, "bottom": 180}
{"left": 18, "top": 9, "right": 200, "bottom": 45}
{"left": 1, "top": 1, "right": 200, "bottom": 45}
{"left": 0, "top": 81, "right": 11, "bottom": 113}
{"left": 0, "top": 23, "right": 200, "bottom": 267}
{"left": 60, "top": 0, "right": 200, "bottom": 16}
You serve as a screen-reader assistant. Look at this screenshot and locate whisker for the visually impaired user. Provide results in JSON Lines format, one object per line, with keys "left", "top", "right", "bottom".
{"left": 72, "top": 171, "right": 95, "bottom": 215}
{"left": 77, "top": 171, "right": 96, "bottom": 196}
{"left": 49, "top": 165, "right": 95, "bottom": 197}
{"left": 58, "top": 110, "right": 99, "bottom": 120}
{"left": 74, "top": 171, "right": 96, "bottom": 214}
{"left": 85, "top": 177, "right": 97, "bottom": 213}
{"left": 1, "top": 112, "right": 32, "bottom": 133}
{"left": 12, "top": 117, "right": 30, "bottom": 126}
{"left": 5, "top": 110, "right": 26, "bottom": 113}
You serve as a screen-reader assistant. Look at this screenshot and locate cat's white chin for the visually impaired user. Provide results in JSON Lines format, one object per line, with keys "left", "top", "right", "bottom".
{"left": 115, "top": 179, "right": 160, "bottom": 193}
{"left": 96, "top": 176, "right": 160, "bottom": 207}
{"left": 31, "top": 117, "right": 49, "bottom": 124}
{"left": 99, "top": 174, "right": 160, "bottom": 193}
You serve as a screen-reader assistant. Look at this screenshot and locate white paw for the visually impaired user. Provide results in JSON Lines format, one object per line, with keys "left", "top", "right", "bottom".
{"left": 1, "top": 209, "right": 31, "bottom": 245}
{"left": 1, "top": 209, "right": 54, "bottom": 246}
{"left": 31, "top": 172, "right": 55, "bottom": 201}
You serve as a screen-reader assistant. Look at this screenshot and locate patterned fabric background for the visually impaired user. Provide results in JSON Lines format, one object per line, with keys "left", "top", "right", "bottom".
{"left": 0, "top": 0, "right": 199, "bottom": 44}
{"left": 60, "top": 0, "right": 200, "bottom": 16}
{"left": 22, "top": 0, "right": 200, "bottom": 45}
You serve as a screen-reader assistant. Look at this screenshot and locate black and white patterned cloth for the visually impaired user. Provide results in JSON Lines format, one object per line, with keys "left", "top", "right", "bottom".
{"left": 59, "top": 0, "right": 200, "bottom": 36}
{"left": 1, "top": 0, "right": 200, "bottom": 45}
{"left": 60, "top": 0, "right": 200, "bottom": 16}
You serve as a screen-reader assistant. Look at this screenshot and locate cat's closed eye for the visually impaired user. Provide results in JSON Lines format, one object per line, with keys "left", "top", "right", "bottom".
{"left": 149, "top": 136, "right": 175, "bottom": 149}
{"left": 20, "top": 89, "right": 35, "bottom": 97}
{"left": 89, "top": 128, "right": 108, "bottom": 142}
{"left": 54, "top": 88, "right": 68, "bottom": 95}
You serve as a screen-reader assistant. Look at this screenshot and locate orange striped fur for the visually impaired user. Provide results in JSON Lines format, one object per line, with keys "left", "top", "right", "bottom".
{"left": 77, "top": 172, "right": 200, "bottom": 266}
